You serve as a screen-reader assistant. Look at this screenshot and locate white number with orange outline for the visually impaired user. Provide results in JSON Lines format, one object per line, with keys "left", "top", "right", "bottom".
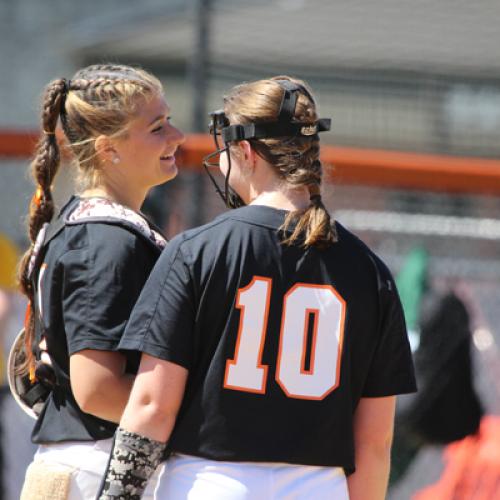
{"left": 224, "top": 277, "right": 272, "bottom": 393}
{"left": 224, "top": 277, "right": 345, "bottom": 400}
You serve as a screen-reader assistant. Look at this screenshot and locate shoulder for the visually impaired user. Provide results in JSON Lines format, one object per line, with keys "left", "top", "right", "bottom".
{"left": 170, "top": 207, "right": 273, "bottom": 247}
{"left": 149, "top": 214, "right": 239, "bottom": 278}
{"left": 182, "top": 210, "right": 238, "bottom": 241}
{"left": 84, "top": 223, "right": 150, "bottom": 253}
{"left": 52, "top": 226, "right": 156, "bottom": 285}
{"left": 50, "top": 198, "right": 163, "bottom": 269}
{"left": 335, "top": 221, "right": 370, "bottom": 254}
{"left": 56, "top": 219, "right": 155, "bottom": 255}
{"left": 335, "top": 221, "right": 395, "bottom": 286}
{"left": 166, "top": 212, "right": 235, "bottom": 253}
{"left": 63, "top": 196, "right": 166, "bottom": 250}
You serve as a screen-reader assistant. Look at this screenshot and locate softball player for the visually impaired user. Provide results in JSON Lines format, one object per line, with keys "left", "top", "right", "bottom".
{"left": 98, "top": 76, "right": 416, "bottom": 500}
{"left": 15, "top": 64, "right": 184, "bottom": 499}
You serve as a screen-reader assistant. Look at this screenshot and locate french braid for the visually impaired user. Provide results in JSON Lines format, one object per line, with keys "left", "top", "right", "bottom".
{"left": 17, "top": 64, "right": 163, "bottom": 376}
{"left": 224, "top": 76, "right": 336, "bottom": 248}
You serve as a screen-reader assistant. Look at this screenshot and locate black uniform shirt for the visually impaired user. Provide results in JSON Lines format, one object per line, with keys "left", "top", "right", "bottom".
{"left": 31, "top": 197, "right": 163, "bottom": 444}
{"left": 119, "top": 205, "right": 417, "bottom": 473}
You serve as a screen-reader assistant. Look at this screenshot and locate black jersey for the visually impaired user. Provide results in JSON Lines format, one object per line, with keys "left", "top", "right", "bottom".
{"left": 30, "top": 196, "right": 165, "bottom": 444}
{"left": 119, "top": 205, "right": 416, "bottom": 473}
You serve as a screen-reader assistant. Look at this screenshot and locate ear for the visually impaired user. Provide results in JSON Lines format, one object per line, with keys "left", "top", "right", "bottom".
{"left": 238, "top": 140, "right": 256, "bottom": 167}
{"left": 95, "top": 135, "right": 119, "bottom": 165}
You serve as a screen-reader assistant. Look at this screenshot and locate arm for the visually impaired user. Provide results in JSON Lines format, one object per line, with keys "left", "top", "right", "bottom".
{"left": 61, "top": 227, "right": 159, "bottom": 423}
{"left": 347, "top": 396, "right": 396, "bottom": 500}
{"left": 97, "top": 354, "right": 188, "bottom": 499}
{"left": 70, "top": 349, "right": 134, "bottom": 423}
{"left": 120, "top": 353, "right": 188, "bottom": 441}
{"left": 97, "top": 240, "right": 193, "bottom": 498}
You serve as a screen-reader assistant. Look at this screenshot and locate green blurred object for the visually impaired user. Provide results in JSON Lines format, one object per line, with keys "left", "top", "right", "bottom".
{"left": 390, "top": 247, "right": 428, "bottom": 487}
{"left": 395, "top": 247, "right": 428, "bottom": 332}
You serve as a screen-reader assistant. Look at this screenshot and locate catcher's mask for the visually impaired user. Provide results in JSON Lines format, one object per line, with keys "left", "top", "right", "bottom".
{"left": 202, "top": 79, "right": 332, "bottom": 209}
{"left": 7, "top": 328, "right": 54, "bottom": 419}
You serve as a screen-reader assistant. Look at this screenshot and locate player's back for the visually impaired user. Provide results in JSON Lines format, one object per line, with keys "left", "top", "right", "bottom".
{"left": 145, "top": 204, "right": 415, "bottom": 473}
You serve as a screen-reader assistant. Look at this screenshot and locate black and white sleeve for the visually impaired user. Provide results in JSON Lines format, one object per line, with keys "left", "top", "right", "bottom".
{"left": 97, "top": 427, "right": 166, "bottom": 500}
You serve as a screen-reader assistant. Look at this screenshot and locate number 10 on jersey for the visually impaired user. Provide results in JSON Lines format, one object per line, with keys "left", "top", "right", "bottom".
{"left": 224, "top": 277, "right": 346, "bottom": 400}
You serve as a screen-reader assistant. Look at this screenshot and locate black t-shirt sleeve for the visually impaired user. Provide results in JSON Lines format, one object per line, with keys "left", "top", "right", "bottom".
{"left": 118, "top": 236, "right": 195, "bottom": 369}
{"left": 362, "top": 258, "right": 417, "bottom": 397}
{"left": 61, "top": 225, "right": 156, "bottom": 355}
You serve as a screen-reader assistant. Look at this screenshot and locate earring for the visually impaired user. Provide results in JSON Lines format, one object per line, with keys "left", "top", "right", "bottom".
{"left": 112, "top": 156, "right": 120, "bottom": 165}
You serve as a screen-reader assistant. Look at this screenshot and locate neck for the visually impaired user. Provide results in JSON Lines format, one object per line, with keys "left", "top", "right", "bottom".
{"left": 244, "top": 157, "right": 311, "bottom": 211}
{"left": 249, "top": 185, "right": 310, "bottom": 211}
{"left": 80, "top": 183, "right": 147, "bottom": 212}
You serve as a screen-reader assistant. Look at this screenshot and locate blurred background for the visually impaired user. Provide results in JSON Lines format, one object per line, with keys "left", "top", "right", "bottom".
{"left": 1, "top": 1, "right": 499, "bottom": 499}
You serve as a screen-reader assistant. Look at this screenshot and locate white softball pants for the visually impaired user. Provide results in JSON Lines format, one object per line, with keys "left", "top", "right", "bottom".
{"left": 155, "top": 453, "right": 349, "bottom": 500}
{"left": 24, "top": 438, "right": 163, "bottom": 500}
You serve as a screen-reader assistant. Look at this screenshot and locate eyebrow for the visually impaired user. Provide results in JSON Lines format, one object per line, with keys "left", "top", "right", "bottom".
{"left": 148, "top": 115, "right": 165, "bottom": 127}
{"left": 148, "top": 110, "right": 171, "bottom": 126}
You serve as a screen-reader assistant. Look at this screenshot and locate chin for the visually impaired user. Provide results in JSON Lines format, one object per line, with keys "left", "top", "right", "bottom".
{"left": 160, "top": 163, "right": 178, "bottom": 183}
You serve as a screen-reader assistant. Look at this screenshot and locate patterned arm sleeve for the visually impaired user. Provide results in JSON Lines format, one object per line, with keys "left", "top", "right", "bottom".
{"left": 97, "top": 427, "right": 166, "bottom": 500}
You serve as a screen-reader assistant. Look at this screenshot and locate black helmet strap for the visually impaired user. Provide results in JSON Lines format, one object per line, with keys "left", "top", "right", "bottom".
{"left": 203, "top": 80, "right": 332, "bottom": 209}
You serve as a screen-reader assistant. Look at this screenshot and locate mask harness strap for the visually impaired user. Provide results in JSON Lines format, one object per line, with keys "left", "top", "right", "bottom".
{"left": 203, "top": 81, "right": 331, "bottom": 209}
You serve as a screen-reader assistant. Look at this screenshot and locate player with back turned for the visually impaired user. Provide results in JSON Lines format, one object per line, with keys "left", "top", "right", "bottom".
{"left": 97, "top": 76, "right": 417, "bottom": 500}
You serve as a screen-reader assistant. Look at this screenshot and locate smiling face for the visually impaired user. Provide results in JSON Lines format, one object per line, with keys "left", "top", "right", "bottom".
{"left": 111, "top": 93, "right": 185, "bottom": 190}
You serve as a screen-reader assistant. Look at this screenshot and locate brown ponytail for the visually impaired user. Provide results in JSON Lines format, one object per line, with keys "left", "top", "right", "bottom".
{"left": 17, "top": 79, "right": 67, "bottom": 375}
{"left": 282, "top": 182, "right": 336, "bottom": 249}
{"left": 17, "top": 65, "right": 163, "bottom": 376}
{"left": 224, "top": 75, "right": 336, "bottom": 249}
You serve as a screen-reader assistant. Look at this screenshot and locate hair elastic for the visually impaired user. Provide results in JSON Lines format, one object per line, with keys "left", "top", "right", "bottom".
{"left": 61, "top": 78, "right": 72, "bottom": 96}
{"left": 32, "top": 186, "right": 43, "bottom": 208}
{"left": 309, "top": 183, "right": 322, "bottom": 204}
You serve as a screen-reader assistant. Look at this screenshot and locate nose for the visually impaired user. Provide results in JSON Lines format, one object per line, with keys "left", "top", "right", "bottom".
{"left": 168, "top": 124, "right": 185, "bottom": 147}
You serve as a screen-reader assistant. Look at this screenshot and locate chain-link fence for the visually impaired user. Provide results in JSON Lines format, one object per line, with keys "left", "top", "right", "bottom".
{"left": 1, "top": 1, "right": 500, "bottom": 498}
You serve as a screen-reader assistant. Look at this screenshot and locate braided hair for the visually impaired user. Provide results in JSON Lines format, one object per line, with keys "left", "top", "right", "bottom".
{"left": 17, "top": 64, "right": 163, "bottom": 375}
{"left": 224, "top": 76, "right": 336, "bottom": 249}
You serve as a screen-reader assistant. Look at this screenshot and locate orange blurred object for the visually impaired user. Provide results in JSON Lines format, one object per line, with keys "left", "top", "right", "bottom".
{"left": 32, "top": 185, "right": 43, "bottom": 208}
{"left": 2, "top": 130, "right": 500, "bottom": 195}
{"left": 413, "top": 416, "right": 500, "bottom": 500}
